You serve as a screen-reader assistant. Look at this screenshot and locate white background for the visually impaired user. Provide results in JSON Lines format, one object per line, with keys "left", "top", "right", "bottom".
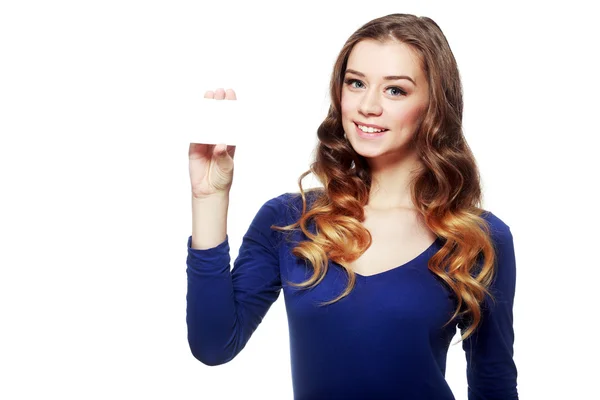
{"left": 1, "top": 1, "right": 599, "bottom": 399}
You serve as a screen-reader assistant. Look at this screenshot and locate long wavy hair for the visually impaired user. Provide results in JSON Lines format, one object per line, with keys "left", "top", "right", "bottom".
{"left": 272, "top": 13, "right": 497, "bottom": 341}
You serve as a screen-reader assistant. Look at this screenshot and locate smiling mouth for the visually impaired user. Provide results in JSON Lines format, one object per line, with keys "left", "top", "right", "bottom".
{"left": 354, "top": 122, "right": 388, "bottom": 138}
{"left": 354, "top": 122, "right": 388, "bottom": 133}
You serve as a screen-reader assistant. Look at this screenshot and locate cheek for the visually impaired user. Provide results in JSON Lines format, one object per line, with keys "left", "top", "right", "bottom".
{"left": 340, "top": 90, "right": 359, "bottom": 115}
{"left": 340, "top": 96, "right": 351, "bottom": 115}
{"left": 392, "top": 104, "right": 426, "bottom": 127}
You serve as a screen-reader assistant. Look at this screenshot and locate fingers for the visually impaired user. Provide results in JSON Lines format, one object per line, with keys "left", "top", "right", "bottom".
{"left": 203, "top": 88, "right": 237, "bottom": 100}
{"left": 214, "top": 143, "right": 228, "bottom": 156}
{"left": 214, "top": 88, "right": 226, "bottom": 100}
{"left": 225, "top": 89, "right": 237, "bottom": 100}
{"left": 189, "top": 143, "right": 211, "bottom": 158}
{"left": 189, "top": 143, "right": 236, "bottom": 165}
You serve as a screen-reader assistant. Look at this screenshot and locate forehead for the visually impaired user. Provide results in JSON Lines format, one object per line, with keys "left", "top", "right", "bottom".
{"left": 346, "top": 39, "right": 424, "bottom": 82}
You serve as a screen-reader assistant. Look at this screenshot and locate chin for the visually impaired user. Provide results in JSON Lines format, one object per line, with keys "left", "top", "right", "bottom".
{"left": 348, "top": 140, "right": 386, "bottom": 157}
{"left": 353, "top": 148, "right": 386, "bottom": 159}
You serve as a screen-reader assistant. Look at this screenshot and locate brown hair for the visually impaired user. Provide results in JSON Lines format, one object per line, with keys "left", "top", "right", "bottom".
{"left": 272, "top": 13, "right": 496, "bottom": 341}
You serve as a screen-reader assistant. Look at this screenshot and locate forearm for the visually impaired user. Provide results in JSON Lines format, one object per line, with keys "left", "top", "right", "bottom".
{"left": 186, "top": 194, "right": 284, "bottom": 366}
{"left": 186, "top": 238, "right": 238, "bottom": 366}
{"left": 188, "top": 192, "right": 238, "bottom": 365}
{"left": 191, "top": 193, "right": 229, "bottom": 249}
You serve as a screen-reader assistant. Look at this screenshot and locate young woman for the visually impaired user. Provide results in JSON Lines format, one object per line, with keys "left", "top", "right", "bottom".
{"left": 186, "top": 13, "right": 518, "bottom": 400}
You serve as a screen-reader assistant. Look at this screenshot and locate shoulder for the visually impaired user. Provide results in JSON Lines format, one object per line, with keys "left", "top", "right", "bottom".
{"left": 259, "top": 192, "right": 299, "bottom": 217}
{"left": 263, "top": 188, "right": 325, "bottom": 219}
{"left": 479, "top": 209, "right": 514, "bottom": 247}
{"left": 478, "top": 210, "right": 517, "bottom": 293}
{"left": 478, "top": 210, "right": 516, "bottom": 279}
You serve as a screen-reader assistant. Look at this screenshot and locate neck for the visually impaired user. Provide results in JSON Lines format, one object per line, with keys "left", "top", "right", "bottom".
{"left": 365, "top": 149, "right": 423, "bottom": 211}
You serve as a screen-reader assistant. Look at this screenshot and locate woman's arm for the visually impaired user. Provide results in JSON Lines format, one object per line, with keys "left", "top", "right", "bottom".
{"left": 186, "top": 194, "right": 286, "bottom": 366}
{"left": 460, "top": 213, "right": 518, "bottom": 399}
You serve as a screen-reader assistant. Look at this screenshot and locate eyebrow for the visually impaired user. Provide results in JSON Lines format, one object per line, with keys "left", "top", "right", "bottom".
{"left": 345, "top": 69, "right": 416, "bottom": 86}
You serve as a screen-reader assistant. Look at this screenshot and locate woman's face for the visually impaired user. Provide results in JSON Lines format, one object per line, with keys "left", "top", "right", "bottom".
{"left": 341, "top": 39, "right": 430, "bottom": 162}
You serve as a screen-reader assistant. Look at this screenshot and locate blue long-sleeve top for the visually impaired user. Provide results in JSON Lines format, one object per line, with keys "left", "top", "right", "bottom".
{"left": 186, "top": 191, "right": 518, "bottom": 399}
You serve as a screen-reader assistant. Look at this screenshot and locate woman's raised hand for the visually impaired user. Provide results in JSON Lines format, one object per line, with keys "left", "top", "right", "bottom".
{"left": 189, "top": 88, "right": 237, "bottom": 199}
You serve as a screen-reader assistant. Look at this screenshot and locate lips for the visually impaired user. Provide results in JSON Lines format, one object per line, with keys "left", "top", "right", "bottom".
{"left": 354, "top": 121, "right": 388, "bottom": 130}
{"left": 354, "top": 122, "right": 387, "bottom": 138}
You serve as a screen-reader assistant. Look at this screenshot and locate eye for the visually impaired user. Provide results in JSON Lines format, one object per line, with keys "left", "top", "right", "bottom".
{"left": 344, "top": 78, "right": 364, "bottom": 89}
{"left": 387, "top": 87, "right": 407, "bottom": 97}
{"left": 344, "top": 78, "right": 406, "bottom": 97}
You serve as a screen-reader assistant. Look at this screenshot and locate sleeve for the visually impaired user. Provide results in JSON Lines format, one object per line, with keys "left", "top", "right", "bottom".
{"left": 185, "top": 195, "right": 285, "bottom": 366}
{"left": 459, "top": 220, "right": 518, "bottom": 399}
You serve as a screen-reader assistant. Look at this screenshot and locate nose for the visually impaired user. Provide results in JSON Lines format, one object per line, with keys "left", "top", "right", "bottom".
{"left": 358, "top": 89, "right": 383, "bottom": 116}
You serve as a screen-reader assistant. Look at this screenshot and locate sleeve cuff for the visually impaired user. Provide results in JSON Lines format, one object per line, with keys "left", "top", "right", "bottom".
{"left": 187, "top": 234, "right": 229, "bottom": 252}
{"left": 186, "top": 235, "right": 231, "bottom": 274}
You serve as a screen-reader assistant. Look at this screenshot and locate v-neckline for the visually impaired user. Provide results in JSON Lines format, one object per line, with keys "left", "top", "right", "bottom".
{"left": 348, "top": 237, "right": 440, "bottom": 280}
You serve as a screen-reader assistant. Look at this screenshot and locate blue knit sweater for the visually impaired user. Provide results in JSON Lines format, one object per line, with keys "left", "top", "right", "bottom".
{"left": 186, "top": 191, "right": 518, "bottom": 399}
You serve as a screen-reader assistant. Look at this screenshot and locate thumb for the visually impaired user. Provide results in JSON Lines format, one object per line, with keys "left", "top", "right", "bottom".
{"left": 214, "top": 144, "right": 234, "bottom": 171}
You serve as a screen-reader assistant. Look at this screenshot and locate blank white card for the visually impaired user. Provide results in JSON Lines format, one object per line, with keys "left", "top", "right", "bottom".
{"left": 189, "top": 98, "right": 248, "bottom": 145}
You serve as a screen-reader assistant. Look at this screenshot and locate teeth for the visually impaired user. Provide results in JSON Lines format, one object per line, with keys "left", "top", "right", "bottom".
{"left": 358, "top": 124, "right": 385, "bottom": 133}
